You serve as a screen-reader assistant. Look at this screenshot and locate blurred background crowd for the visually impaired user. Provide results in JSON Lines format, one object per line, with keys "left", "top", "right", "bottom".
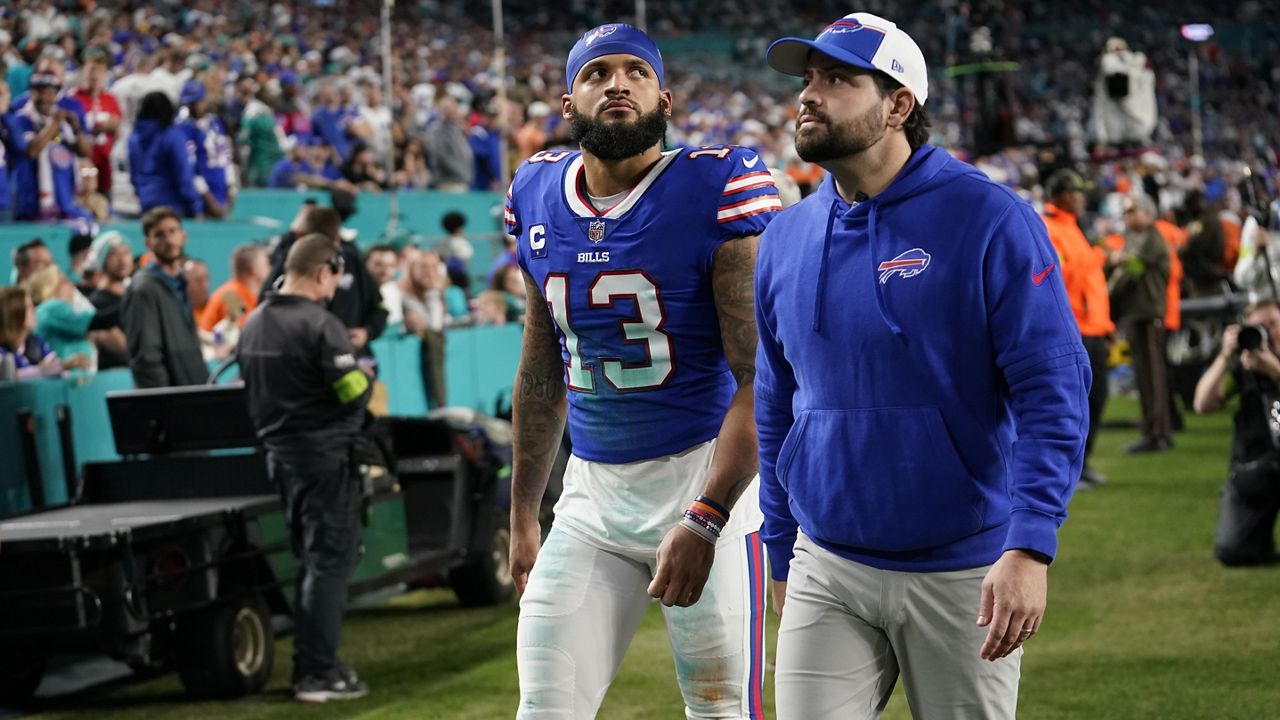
{"left": 2, "top": 0, "right": 1278, "bottom": 409}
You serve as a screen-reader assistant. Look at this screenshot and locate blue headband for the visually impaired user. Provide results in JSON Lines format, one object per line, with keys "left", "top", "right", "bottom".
{"left": 565, "top": 24, "right": 664, "bottom": 90}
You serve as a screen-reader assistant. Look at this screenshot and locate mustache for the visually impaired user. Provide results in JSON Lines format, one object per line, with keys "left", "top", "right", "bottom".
{"left": 599, "top": 97, "right": 637, "bottom": 112}
{"left": 796, "top": 109, "right": 829, "bottom": 129}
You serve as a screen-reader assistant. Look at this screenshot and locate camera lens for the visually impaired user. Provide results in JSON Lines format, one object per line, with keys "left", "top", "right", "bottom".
{"left": 1239, "top": 325, "right": 1265, "bottom": 352}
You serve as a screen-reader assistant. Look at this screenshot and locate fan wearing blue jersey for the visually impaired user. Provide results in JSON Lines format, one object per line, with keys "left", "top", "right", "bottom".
{"left": 506, "top": 24, "right": 781, "bottom": 720}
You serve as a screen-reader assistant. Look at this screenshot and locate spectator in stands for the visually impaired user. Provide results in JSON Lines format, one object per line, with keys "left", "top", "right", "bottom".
{"left": 472, "top": 289, "right": 508, "bottom": 325}
{"left": 484, "top": 233, "right": 517, "bottom": 287}
{"left": 356, "top": 79, "right": 392, "bottom": 167}
{"left": 69, "top": 47, "right": 120, "bottom": 194}
{"left": 76, "top": 159, "right": 111, "bottom": 221}
{"left": 200, "top": 244, "right": 269, "bottom": 333}
{"left": 10, "top": 238, "right": 53, "bottom": 286}
{"left": 27, "top": 265, "right": 104, "bottom": 371}
{"left": 9, "top": 72, "right": 93, "bottom": 222}
{"left": 67, "top": 224, "right": 97, "bottom": 289}
{"left": 239, "top": 81, "right": 286, "bottom": 187}
{"left": 237, "top": 233, "right": 371, "bottom": 703}
{"left": 86, "top": 231, "right": 133, "bottom": 370}
{"left": 424, "top": 94, "right": 473, "bottom": 192}
{"left": 341, "top": 141, "right": 389, "bottom": 191}
{"left": 129, "top": 91, "right": 203, "bottom": 218}
{"left": 178, "top": 80, "right": 233, "bottom": 219}
{"left": 363, "top": 243, "right": 401, "bottom": 325}
{"left": 121, "top": 207, "right": 209, "bottom": 387}
{"left": 0, "top": 286, "right": 63, "bottom": 380}
{"left": 401, "top": 249, "right": 468, "bottom": 334}
{"left": 489, "top": 262, "right": 526, "bottom": 323}
{"left": 271, "top": 136, "right": 348, "bottom": 191}
{"left": 273, "top": 70, "right": 312, "bottom": 138}
{"left": 469, "top": 103, "right": 502, "bottom": 191}
{"left": 1042, "top": 169, "right": 1114, "bottom": 487}
{"left": 438, "top": 210, "right": 473, "bottom": 293}
{"left": 0, "top": 79, "right": 12, "bottom": 223}
{"left": 395, "top": 137, "right": 431, "bottom": 189}
{"left": 310, "top": 83, "right": 354, "bottom": 164}
{"left": 1110, "top": 193, "right": 1173, "bottom": 454}
{"left": 513, "top": 100, "right": 550, "bottom": 163}
{"left": 1193, "top": 299, "right": 1280, "bottom": 566}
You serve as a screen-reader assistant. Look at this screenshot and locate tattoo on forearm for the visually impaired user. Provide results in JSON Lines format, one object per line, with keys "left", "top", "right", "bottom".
{"left": 714, "top": 237, "right": 760, "bottom": 388}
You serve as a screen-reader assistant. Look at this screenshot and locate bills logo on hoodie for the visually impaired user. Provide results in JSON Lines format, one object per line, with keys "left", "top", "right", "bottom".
{"left": 877, "top": 248, "right": 931, "bottom": 284}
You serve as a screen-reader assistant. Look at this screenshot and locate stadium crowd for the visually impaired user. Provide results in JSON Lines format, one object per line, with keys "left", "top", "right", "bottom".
{"left": 1, "top": 0, "right": 1278, "bottom": 413}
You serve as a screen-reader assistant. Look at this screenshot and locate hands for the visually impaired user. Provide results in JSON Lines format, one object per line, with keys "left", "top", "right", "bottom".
{"left": 509, "top": 513, "right": 542, "bottom": 596}
{"left": 771, "top": 580, "right": 787, "bottom": 618}
{"left": 977, "top": 549, "right": 1048, "bottom": 661}
{"left": 38, "top": 352, "right": 64, "bottom": 377}
{"left": 348, "top": 327, "right": 369, "bottom": 349}
{"left": 647, "top": 524, "right": 716, "bottom": 607}
{"left": 1241, "top": 344, "right": 1280, "bottom": 383}
{"left": 1220, "top": 324, "right": 1240, "bottom": 359}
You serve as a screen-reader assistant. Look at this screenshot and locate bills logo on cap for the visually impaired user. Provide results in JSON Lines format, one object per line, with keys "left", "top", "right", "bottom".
{"left": 588, "top": 219, "right": 606, "bottom": 243}
{"left": 877, "top": 248, "right": 931, "bottom": 284}
{"left": 821, "top": 18, "right": 867, "bottom": 36}
{"left": 584, "top": 25, "right": 618, "bottom": 47}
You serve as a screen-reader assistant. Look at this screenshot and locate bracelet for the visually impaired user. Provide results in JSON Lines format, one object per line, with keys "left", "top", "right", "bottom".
{"left": 696, "top": 497, "right": 727, "bottom": 517}
{"left": 679, "top": 513, "right": 719, "bottom": 545}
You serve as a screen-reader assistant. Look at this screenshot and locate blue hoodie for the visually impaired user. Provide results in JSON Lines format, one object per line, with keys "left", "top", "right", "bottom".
{"left": 128, "top": 118, "right": 203, "bottom": 217}
{"left": 754, "top": 145, "right": 1090, "bottom": 579}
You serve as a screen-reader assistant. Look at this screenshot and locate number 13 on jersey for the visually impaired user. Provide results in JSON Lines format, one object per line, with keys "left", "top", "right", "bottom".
{"left": 543, "top": 271, "right": 673, "bottom": 393}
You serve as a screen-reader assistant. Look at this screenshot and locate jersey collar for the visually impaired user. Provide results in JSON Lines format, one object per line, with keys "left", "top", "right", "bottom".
{"left": 562, "top": 149, "right": 681, "bottom": 220}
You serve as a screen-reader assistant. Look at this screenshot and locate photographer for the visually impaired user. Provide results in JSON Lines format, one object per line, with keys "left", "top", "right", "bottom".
{"left": 1193, "top": 300, "right": 1280, "bottom": 566}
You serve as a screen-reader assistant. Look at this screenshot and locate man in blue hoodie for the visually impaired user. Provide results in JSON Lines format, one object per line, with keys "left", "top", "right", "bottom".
{"left": 755, "top": 13, "right": 1089, "bottom": 719}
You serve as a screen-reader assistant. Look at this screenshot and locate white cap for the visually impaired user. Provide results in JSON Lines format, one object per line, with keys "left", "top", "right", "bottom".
{"left": 766, "top": 12, "right": 929, "bottom": 105}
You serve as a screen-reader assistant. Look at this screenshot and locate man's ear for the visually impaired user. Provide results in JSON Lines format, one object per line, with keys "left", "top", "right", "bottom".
{"left": 887, "top": 88, "right": 916, "bottom": 130}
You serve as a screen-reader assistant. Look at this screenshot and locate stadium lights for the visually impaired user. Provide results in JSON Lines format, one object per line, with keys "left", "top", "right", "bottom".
{"left": 1180, "top": 24, "right": 1215, "bottom": 42}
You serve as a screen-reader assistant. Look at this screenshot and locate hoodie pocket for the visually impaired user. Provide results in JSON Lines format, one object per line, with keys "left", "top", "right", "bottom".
{"left": 779, "top": 407, "right": 986, "bottom": 553}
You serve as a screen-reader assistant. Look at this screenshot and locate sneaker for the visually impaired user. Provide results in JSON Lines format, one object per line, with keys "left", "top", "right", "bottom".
{"left": 1124, "top": 436, "right": 1173, "bottom": 455}
{"left": 294, "top": 668, "right": 369, "bottom": 703}
{"left": 1081, "top": 467, "right": 1108, "bottom": 486}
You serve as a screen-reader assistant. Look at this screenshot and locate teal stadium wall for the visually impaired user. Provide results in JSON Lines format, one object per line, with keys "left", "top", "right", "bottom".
{"left": 0, "top": 189, "right": 509, "bottom": 289}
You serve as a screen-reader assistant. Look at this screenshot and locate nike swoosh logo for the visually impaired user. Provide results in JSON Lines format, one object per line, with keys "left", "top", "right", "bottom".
{"left": 1033, "top": 262, "right": 1056, "bottom": 286}
{"left": 743, "top": 156, "right": 760, "bottom": 168}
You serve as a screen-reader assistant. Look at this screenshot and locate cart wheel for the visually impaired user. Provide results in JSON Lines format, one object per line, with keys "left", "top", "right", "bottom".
{"left": 449, "top": 513, "right": 515, "bottom": 607}
{"left": 177, "top": 592, "right": 275, "bottom": 698}
{"left": 0, "top": 654, "right": 45, "bottom": 705}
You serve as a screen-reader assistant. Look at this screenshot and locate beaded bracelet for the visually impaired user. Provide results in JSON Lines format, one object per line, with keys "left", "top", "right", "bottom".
{"left": 679, "top": 512, "right": 719, "bottom": 545}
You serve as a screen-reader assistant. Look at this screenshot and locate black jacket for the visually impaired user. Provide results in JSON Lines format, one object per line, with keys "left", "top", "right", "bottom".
{"left": 121, "top": 267, "right": 209, "bottom": 388}
{"left": 261, "top": 232, "right": 388, "bottom": 353}
{"left": 238, "top": 292, "right": 371, "bottom": 458}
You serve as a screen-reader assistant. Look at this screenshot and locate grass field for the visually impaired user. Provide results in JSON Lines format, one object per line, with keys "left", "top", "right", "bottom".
{"left": 24, "top": 397, "right": 1280, "bottom": 719}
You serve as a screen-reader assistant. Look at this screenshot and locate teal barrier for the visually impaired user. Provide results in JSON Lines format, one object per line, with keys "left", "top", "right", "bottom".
{"left": 0, "top": 190, "right": 509, "bottom": 289}
{"left": 0, "top": 323, "right": 523, "bottom": 517}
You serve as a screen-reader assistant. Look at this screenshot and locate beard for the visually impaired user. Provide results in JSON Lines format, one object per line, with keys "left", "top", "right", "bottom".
{"left": 569, "top": 101, "right": 668, "bottom": 160}
{"left": 795, "top": 102, "right": 886, "bottom": 164}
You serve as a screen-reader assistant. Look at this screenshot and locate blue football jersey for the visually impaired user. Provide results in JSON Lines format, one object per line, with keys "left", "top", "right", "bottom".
{"left": 508, "top": 145, "right": 781, "bottom": 463}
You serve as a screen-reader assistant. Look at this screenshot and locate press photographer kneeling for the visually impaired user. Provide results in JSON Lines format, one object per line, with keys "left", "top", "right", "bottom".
{"left": 1193, "top": 300, "right": 1280, "bottom": 566}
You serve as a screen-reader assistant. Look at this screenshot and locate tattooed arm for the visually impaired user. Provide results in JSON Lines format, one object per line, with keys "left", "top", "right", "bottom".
{"left": 702, "top": 234, "right": 762, "bottom": 509}
{"left": 509, "top": 269, "right": 568, "bottom": 594}
{"left": 648, "top": 234, "right": 761, "bottom": 607}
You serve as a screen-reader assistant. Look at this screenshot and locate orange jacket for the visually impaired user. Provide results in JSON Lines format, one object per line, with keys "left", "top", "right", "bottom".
{"left": 1222, "top": 215, "right": 1242, "bottom": 270}
{"left": 199, "top": 278, "right": 259, "bottom": 332}
{"left": 1042, "top": 204, "right": 1114, "bottom": 337}
{"left": 1155, "top": 219, "right": 1185, "bottom": 331}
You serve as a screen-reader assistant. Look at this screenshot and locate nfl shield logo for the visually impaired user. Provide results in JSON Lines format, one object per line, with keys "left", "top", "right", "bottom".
{"left": 588, "top": 220, "right": 606, "bottom": 244}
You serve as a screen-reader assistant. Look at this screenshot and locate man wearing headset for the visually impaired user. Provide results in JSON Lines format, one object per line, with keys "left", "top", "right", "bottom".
{"left": 238, "top": 233, "right": 373, "bottom": 703}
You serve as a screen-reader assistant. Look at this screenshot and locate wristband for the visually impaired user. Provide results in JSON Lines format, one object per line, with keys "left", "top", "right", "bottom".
{"left": 694, "top": 495, "right": 730, "bottom": 521}
{"left": 679, "top": 513, "right": 719, "bottom": 545}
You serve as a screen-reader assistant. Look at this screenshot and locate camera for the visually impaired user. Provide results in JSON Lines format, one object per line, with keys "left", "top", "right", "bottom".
{"left": 1238, "top": 324, "right": 1270, "bottom": 353}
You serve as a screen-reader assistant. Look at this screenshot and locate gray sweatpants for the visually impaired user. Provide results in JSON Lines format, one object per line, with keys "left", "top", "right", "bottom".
{"left": 775, "top": 533, "right": 1021, "bottom": 720}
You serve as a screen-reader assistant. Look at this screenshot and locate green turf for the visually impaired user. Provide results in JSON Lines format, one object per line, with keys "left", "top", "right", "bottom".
{"left": 26, "top": 397, "right": 1280, "bottom": 719}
